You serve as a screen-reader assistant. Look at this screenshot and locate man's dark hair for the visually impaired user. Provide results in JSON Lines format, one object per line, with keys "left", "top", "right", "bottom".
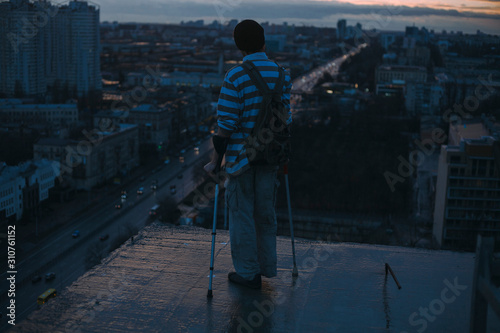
{"left": 233, "top": 19, "right": 265, "bottom": 53}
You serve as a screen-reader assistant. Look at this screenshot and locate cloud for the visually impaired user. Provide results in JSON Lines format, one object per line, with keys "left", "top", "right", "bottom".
{"left": 98, "top": 0, "right": 500, "bottom": 34}
{"left": 103, "top": 1, "right": 500, "bottom": 21}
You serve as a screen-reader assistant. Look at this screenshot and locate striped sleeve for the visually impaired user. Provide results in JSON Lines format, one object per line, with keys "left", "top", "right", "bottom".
{"left": 217, "top": 73, "right": 242, "bottom": 135}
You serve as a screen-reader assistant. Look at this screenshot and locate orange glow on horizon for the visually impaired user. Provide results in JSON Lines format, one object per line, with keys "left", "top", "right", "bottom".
{"left": 313, "top": 0, "right": 500, "bottom": 16}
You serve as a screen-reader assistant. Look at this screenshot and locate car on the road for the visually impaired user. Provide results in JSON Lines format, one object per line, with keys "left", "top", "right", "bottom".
{"left": 179, "top": 156, "right": 185, "bottom": 163}
{"left": 137, "top": 187, "right": 144, "bottom": 195}
{"left": 45, "top": 272, "right": 56, "bottom": 281}
{"left": 180, "top": 149, "right": 186, "bottom": 154}
{"left": 149, "top": 204, "right": 160, "bottom": 219}
{"left": 115, "top": 202, "right": 122, "bottom": 209}
{"left": 99, "top": 234, "right": 109, "bottom": 241}
{"left": 194, "top": 146, "right": 199, "bottom": 154}
{"left": 72, "top": 230, "right": 80, "bottom": 238}
{"left": 31, "top": 275, "right": 42, "bottom": 283}
{"left": 164, "top": 158, "right": 170, "bottom": 165}
{"left": 121, "top": 190, "right": 127, "bottom": 200}
{"left": 170, "top": 185, "right": 176, "bottom": 195}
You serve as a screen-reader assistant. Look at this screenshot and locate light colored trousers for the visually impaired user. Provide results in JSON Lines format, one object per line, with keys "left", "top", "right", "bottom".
{"left": 226, "top": 165, "right": 279, "bottom": 280}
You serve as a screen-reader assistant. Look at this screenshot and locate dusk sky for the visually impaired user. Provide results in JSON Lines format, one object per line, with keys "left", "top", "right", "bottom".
{"left": 94, "top": 0, "right": 500, "bottom": 34}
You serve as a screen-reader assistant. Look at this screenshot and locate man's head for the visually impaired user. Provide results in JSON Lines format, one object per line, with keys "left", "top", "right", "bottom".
{"left": 233, "top": 19, "right": 265, "bottom": 54}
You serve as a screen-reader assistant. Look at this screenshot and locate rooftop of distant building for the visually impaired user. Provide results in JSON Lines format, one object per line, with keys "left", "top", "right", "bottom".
{"left": 449, "top": 123, "right": 492, "bottom": 145}
{"left": 377, "top": 65, "right": 427, "bottom": 72}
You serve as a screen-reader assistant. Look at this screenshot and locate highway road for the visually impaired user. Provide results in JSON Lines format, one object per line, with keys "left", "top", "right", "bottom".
{"left": 0, "top": 138, "right": 213, "bottom": 330}
{"left": 291, "top": 43, "right": 367, "bottom": 111}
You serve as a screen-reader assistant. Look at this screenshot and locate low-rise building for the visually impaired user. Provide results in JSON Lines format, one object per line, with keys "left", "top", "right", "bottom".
{"left": 405, "top": 82, "right": 444, "bottom": 116}
{"left": 433, "top": 68, "right": 500, "bottom": 108}
{"left": 266, "top": 34, "right": 287, "bottom": 52}
{"left": 376, "top": 65, "right": 427, "bottom": 87}
{"left": 159, "top": 72, "right": 223, "bottom": 87}
{"left": 129, "top": 104, "right": 171, "bottom": 147}
{"left": 402, "top": 46, "right": 431, "bottom": 67}
{"left": 379, "top": 33, "right": 400, "bottom": 50}
{"left": 0, "top": 164, "right": 25, "bottom": 222}
{"left": 375, "top": 65, "right": 428, "bottom": 98}
{"left": 0, "top": 99, "right": 79, "bottom": 126}
{"left": 0, "top": 159, "right": 60, "bottom": 222}
{"left": 34, "top": 124, "right": 139, "bottom": 190}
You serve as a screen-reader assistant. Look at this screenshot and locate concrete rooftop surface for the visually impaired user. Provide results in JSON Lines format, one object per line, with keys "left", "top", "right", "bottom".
{"left": 9, "top": 224, "right": 500, "bottom": 333}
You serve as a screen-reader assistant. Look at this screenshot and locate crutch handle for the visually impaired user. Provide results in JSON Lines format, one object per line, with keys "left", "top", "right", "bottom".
{"left": 283, "top": 164, "right": 288, "bottom": 175}
{"left": 214, "top": 153, "right": 224, "bottom": 174}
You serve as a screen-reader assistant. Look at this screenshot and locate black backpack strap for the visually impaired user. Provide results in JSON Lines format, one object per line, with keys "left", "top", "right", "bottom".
{"left": 242, "top": 61, "right": 271, "bottom": 95}
{"left": 273, "top": 62, "right": 285, "bottom": 95}
{"left": 242, "top": 61, "right": 287, "bottom": 135}
{"left": 242, "top": 61, "right": 286, "bottom": 96}
{"left": 270, "top": 63, "right": 287, "bottom": 124}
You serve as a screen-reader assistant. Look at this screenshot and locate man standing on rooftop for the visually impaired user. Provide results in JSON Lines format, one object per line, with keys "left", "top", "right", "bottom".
{"left": 204, "top": 19, "right": 292, "bottom": 289}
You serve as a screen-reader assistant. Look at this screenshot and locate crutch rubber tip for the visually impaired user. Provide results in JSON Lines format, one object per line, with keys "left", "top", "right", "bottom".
{"left": 207, "top": 290, "right": 213, "bottom": 298}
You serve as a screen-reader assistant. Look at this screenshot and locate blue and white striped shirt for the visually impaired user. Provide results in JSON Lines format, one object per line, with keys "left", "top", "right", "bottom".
{"left": 217, "top": 52, "right": 292, "bottom": 176}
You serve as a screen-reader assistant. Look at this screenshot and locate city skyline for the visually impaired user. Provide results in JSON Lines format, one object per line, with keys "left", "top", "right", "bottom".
{"left": 1, "top": 1, "right": 500, "bottom": 330}
{"left": 92, "top": 0, "right": 500, "bottom": 34}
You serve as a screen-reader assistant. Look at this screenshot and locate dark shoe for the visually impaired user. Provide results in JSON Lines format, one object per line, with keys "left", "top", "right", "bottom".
{"left": 228, "top": 272, "right": 261, "bottom": 289}
{"left": 260, "top": 272, "right": 277, "bottom": 278}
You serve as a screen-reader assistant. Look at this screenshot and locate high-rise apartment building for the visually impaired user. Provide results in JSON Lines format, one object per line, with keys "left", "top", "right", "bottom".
{"left": 433, "top": 119, "right": 500, "bottom": 250}
{"left": 336, "top": 19, "right": 346, "bottom": 40}
{"left": 0, "top": 0, "right": 49, "bottom": 96}
{"left": 0, "top": 0, "right": 101, "bottom": 98}
{"left": 57, "top": 1, "right": 102, "bottom": 96}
